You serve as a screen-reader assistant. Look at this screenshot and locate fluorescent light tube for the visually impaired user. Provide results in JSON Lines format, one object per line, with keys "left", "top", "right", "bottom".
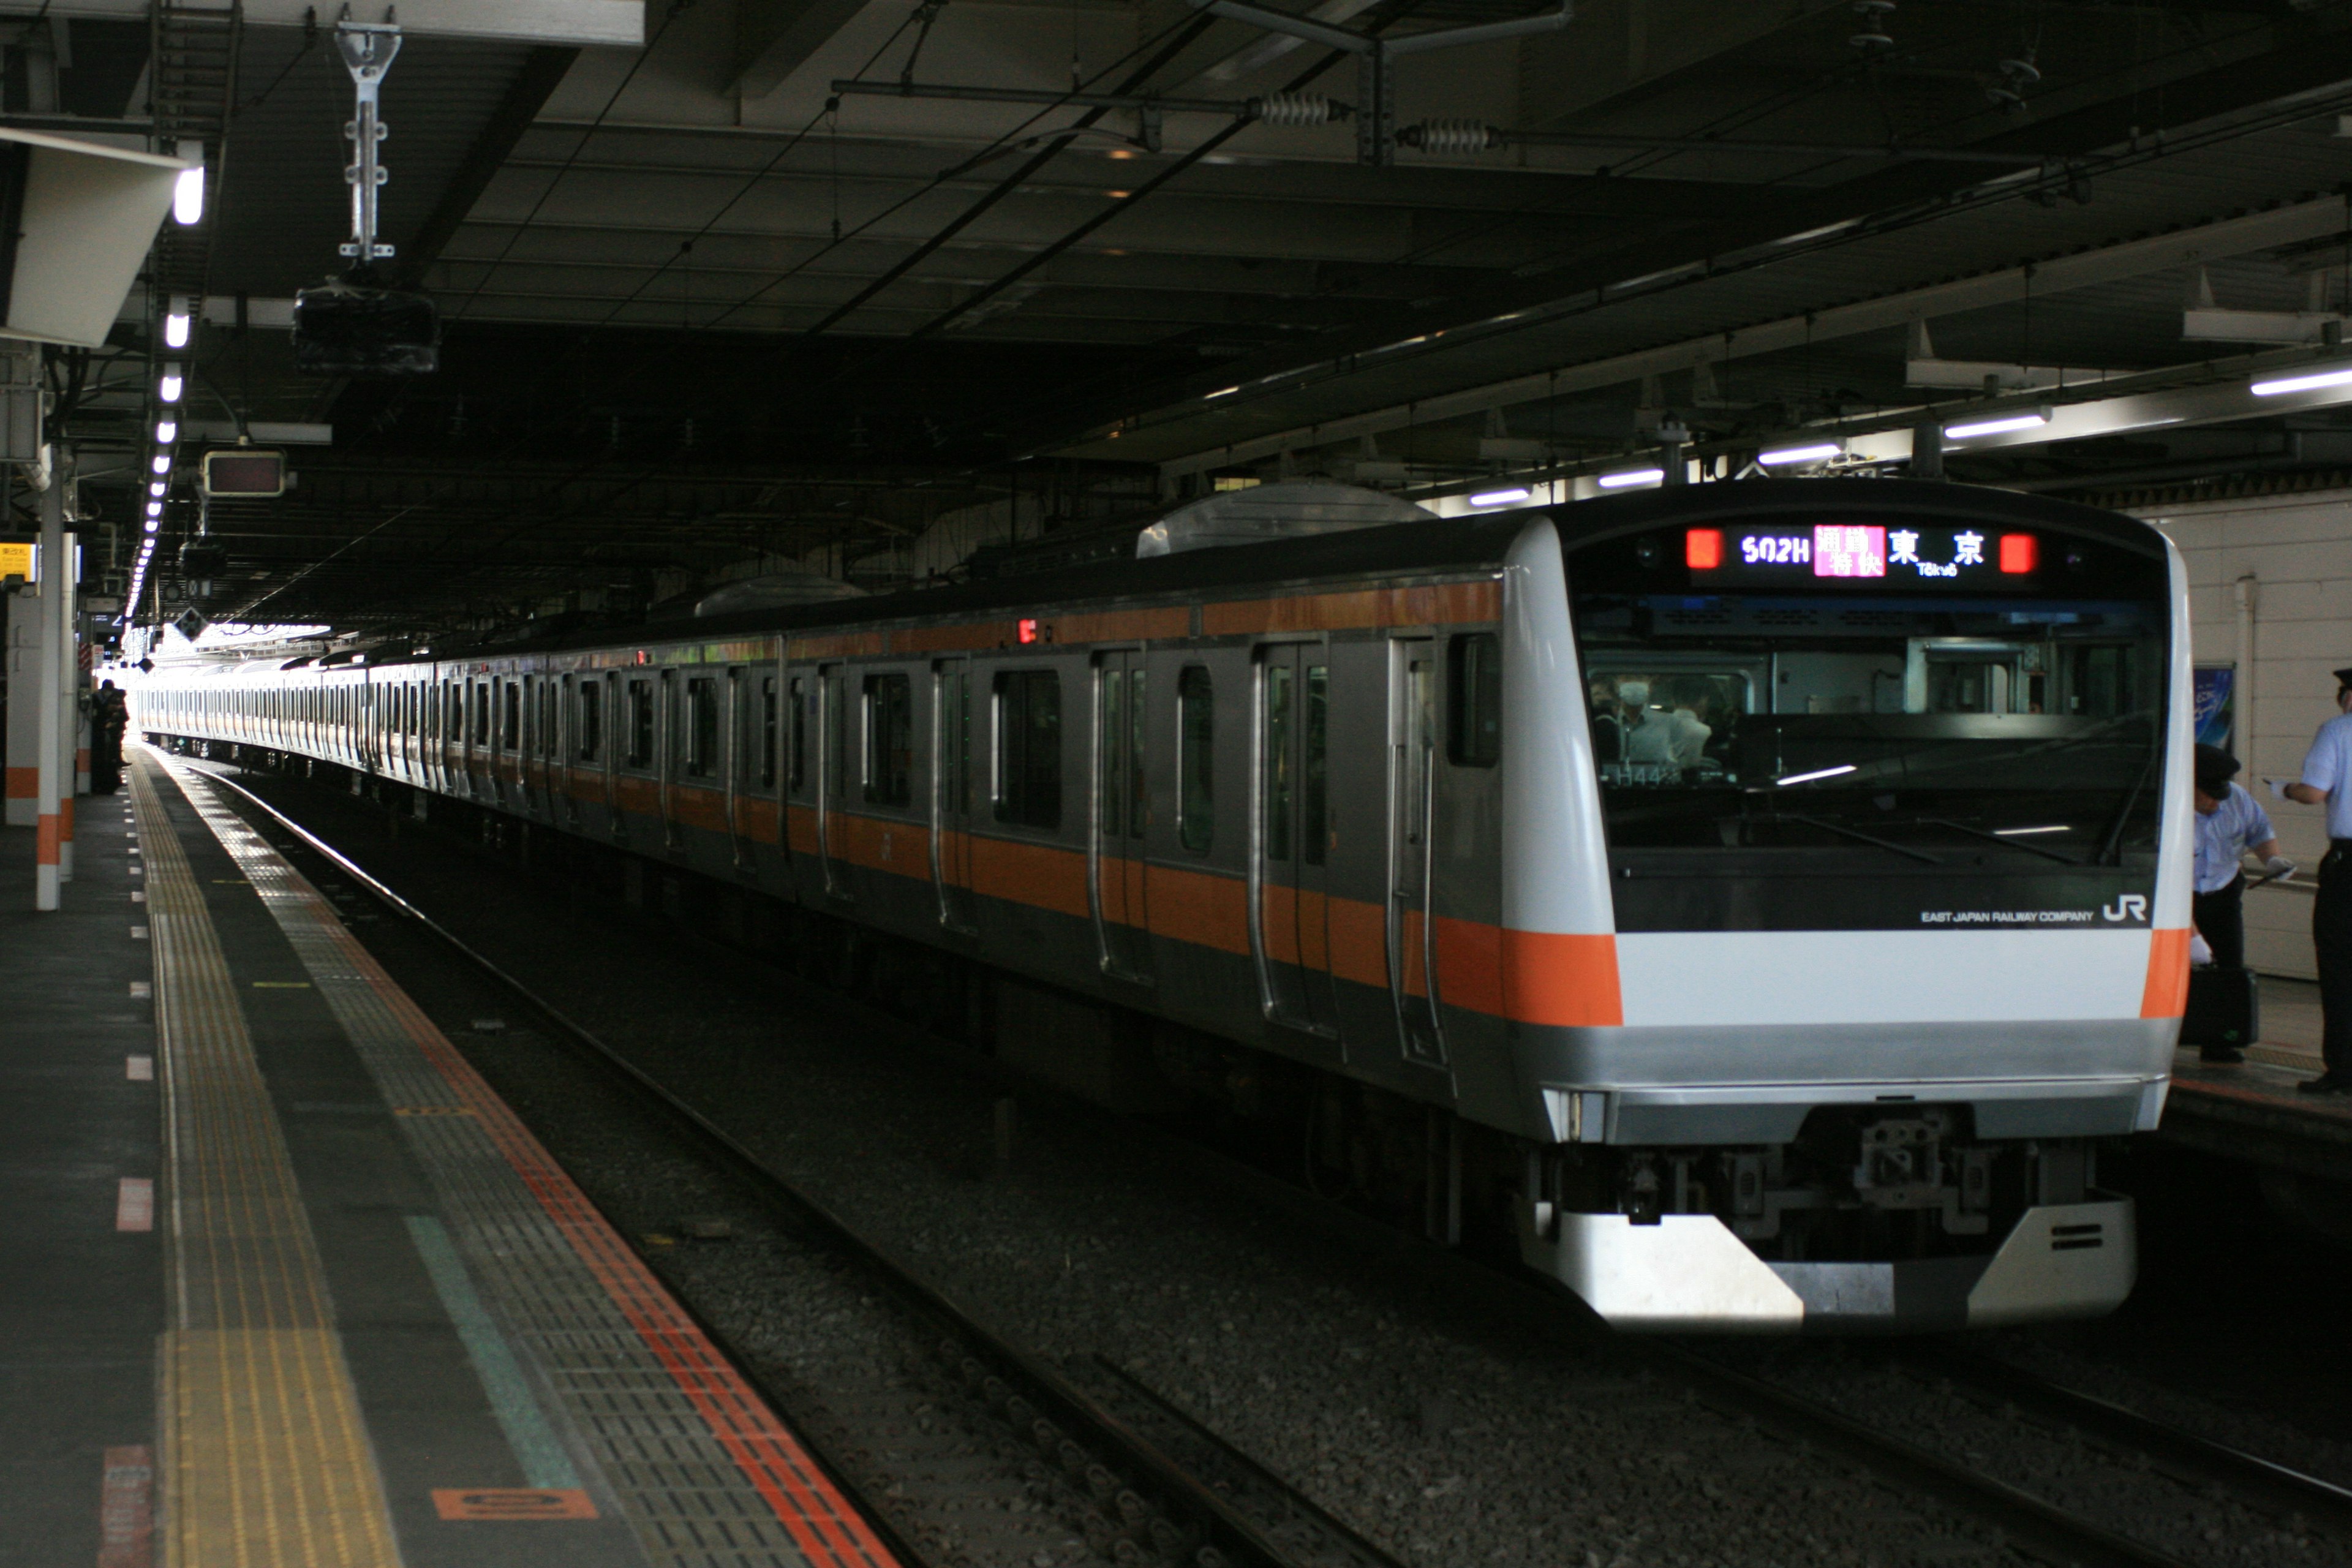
{"left": 1757, "top": 442, "right": 1841, "bottom": 466}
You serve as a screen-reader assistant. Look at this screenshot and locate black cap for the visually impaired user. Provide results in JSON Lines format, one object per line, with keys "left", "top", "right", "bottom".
{"left": 2194, "top": 744, "right": 2242, "bottom": 795}
{"left": 2337, "top": 666, "right": 2352, "bottom": 688}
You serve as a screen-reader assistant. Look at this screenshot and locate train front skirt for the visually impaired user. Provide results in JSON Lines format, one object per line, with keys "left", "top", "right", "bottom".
{"left": 1518, "top": 1196, "right": 2136, "bottom": 1332}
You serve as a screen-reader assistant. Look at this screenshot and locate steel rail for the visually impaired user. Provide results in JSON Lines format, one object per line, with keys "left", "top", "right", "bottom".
{"left": 1088, "top": 1356, "right": 1408, "bottom": 1568}
{"left": 194, "top": 760, "right": 1350, "bottom": 1568}
{"left": 1651, "top": 1343, "right": 2195, "bottom": 1568}
{"left": 1899, "top": 1345, "right": 2352, "bottom": 1537}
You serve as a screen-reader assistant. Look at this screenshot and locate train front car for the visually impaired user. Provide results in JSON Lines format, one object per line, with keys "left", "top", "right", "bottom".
{"left": 1504, "top": 481, "right": 2190, "bottom": 1332}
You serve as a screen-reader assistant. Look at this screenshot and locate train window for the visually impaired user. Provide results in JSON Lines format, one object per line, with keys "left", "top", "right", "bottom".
{"left": 992, "top": 669, "right": 1060, "bottom": 829}
{"left": 685, "top": 677, "right": 718, "bottom": 778}
{"left": 472, "top": 683, "right": 490, "bottom": 745}
{"left": 788, "top": 676, "right": 808, "bottom": 793}
{"left": 626, "top": 679, "right": 654, "bottom": 767}
{"left": 1178, "top": 665, "right": 1213, "bottom": 853}
{"left": 538, "top": 682, "right": 554, "bottom": 755}
{"left": 863, "top": 673, "right": 912, "bottom": 806}
{"left": 1448, "top": 633, "right": 1502, "bottom": 767}
{"left": 447, "top": 685, "right": 461, "bottom": 740}
{"left": 502, "top": 682, "right": 521, "bottom": 751}
{"left": 578, "top": 682, "right": 601, "bottom": 761}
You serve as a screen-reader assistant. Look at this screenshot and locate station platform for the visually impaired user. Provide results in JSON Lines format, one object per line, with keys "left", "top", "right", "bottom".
{"left": 0, "top": 748, "right": 899, "bottom": 1568}
{"left": 2162, "top": 976, "right": 2352, "bottom": 1189}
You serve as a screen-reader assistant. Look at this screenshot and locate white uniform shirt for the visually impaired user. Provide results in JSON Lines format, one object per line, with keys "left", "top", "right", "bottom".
{"left": 2193, "top": 783, "right": 2274, "bottom": 893}
{"left": 2300, "top": 711, "right": 2352, "bottom": 841}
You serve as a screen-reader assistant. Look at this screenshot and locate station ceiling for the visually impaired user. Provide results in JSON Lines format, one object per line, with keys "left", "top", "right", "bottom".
{"left": 24, "top": 0, "right": 2352, "bottom": 638}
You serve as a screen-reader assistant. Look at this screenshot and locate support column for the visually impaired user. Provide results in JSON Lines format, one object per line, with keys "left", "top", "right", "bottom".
{"left": 33, "top": 477, "right": 61, "bottom": 909}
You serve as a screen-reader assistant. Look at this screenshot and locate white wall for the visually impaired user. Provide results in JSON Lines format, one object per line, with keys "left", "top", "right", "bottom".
{"left": 2143, "top": 489, "right": 2352, "bottom": 980}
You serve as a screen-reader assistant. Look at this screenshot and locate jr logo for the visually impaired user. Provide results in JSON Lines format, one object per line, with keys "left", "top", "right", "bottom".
{"left": 2101, "top": 894, "right": 2149, "bottom": 923}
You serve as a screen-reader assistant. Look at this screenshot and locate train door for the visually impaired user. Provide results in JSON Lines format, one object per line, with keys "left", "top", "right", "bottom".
{"left": 1090, "top": 651, "right": 1152, "bottom": 982}
{"left": 931, "top": 657, "right": 977, "bottom": 932}
{"left": 611, "top": 672, "right": 637, "bottom": 844}
{"left": 723, "top": 666, "right": 749, "bottom": 870}
{"left": 817, "top": 663, "right": 852, "bottom": 900}
{"left": 658, "top": 668, "right": 685, "bottom": 852}
{"left": 558, "top": 674, "right": 580, "bottom": 827}
{"left": 1388, "top": 636, "right": 1445, "bottom": 1066}
{"left": 1253, "top": 643, "right": 1336, "bottom": 1036}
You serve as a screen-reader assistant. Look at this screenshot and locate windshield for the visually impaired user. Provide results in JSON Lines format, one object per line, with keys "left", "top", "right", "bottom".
{"left": 1569, "top": 515, "right": 2169, "bottom": 869}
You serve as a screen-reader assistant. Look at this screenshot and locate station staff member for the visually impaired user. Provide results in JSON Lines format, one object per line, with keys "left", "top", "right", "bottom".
{"left": 2282, "top": 667, "right": 2352, "bottom": 1095}
{"left": 2191, "top": 744, "right": 2289, "bottom": 976}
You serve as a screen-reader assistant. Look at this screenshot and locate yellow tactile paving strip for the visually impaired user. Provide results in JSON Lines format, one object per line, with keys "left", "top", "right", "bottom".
{"left": 131, "top": 753, "right": 403, "bottom": 1568}
{"left": 161, "top": 754, "right": 899, "bottom": 1568}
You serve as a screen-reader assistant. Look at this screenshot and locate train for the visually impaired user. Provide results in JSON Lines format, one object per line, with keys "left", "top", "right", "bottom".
{"left": 132, "top": 478, "right": 2193, "bottom": 1332}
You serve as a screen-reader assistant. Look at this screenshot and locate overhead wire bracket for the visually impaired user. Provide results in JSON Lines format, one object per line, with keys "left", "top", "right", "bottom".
{"left": 334, "top": 11, "right": 402, "bottom": 262}
{"left": 1183, "top": 0, "right": 1571, "bottom": 163}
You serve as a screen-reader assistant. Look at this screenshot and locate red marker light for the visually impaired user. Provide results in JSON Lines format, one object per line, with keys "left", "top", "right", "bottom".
{"left": 1998, "top": 533, "right": 2038, "bottom": 574}
{"left": 1017, "top": 617, "right": 1039, "bottom": 644}
{"left": 1685, "top": 529, "right": 1723, "bottom": 570}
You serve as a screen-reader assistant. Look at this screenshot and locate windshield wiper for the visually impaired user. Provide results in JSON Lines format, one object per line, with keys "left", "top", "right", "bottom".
{"left": 1915, "top": 816, "right": 2083, "bottom": 865}
{"left": 1771, "top": 812, "right": 1944, "bottom": 865}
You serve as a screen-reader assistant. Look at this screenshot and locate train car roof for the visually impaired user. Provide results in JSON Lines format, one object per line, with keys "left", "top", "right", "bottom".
{"left": 254, "top": 480, "right": 2158, "bottom": 671}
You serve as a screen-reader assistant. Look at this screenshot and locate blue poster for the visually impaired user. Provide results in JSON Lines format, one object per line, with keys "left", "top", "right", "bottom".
{"left": 2193, "top": 665, "right": 2235, "bottom": 752}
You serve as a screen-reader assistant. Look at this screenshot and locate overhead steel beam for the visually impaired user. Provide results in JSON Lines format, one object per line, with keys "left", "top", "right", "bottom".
{"left": 1, "top": 0, "right": 643, "bottom": 44}
{"left": 1135, "top": 192, "right": 2352, "bottom": 477}
{"left": 734, "top": 0, "right": 875, "bottom": 100}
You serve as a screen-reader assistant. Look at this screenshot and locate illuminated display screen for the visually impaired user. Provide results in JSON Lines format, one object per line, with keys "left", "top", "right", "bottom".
{"left": 1691, "top": 524, "right": 2034, "bottom": 586}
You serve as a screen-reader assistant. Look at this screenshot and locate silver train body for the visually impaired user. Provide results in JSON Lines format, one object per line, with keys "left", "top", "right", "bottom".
{"left": 135, "top": 481, "right": 2194, "bottom": 1332}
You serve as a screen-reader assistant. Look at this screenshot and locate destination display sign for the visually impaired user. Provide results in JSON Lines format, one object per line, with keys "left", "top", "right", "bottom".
{"left": 1685, "top": 523, "right": 2038, "bottom": 586}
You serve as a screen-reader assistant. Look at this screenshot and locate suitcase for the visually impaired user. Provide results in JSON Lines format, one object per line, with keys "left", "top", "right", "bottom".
{"left": 2182, "top": 966, "right": 2261, "bottom": 1050}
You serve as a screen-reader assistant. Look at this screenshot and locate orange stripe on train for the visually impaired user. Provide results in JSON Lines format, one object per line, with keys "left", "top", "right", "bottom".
{"left": 2139, "top": 928, "right": 2190, "bottom": 1019}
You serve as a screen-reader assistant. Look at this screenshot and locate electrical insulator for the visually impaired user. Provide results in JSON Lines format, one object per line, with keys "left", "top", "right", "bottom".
{"left": 1250, "top": 92, "right": 1336, "bottom": 127}
{"left": 1403, "top": 119, "right": 1498, "bottom": 155}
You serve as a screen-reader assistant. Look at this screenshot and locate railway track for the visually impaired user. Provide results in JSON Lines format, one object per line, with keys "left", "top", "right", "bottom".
{"left": 208, "top": 760, "right": 2352, "bottom": 1568}
{"left": 200, "top": 763, "right": 1404, "bottom": 1568}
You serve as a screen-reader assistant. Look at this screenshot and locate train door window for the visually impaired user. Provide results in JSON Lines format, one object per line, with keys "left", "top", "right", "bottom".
{"left": 626, "top": 679, "right": 654, "bottom": 767}
{"left": 862, "top": 673, "right": 911, "bottom": 805}
{"left": 685, "top": 677, "right": 718, "bottom": 777}
{"left": 758, "top": 676, "right": 778, "bottom": 790}
{"left": 1404, "top": 656, "right": 1435, "bottom": 846}
{"left": 538, "top": 682, "right": 554, "bottom": 756}
{"left": 1264, "top": 662, "right": 1294, "bottom": 862}
{"left": 788, "top": 676, "right": 809, "bottom": 793}
{"left": 1178, "top": 665, "right": 1213, "bottom": 853}
{"left": 1303, "top": 664, "right": 1327, "bottom": 865}
{"left": 1447, "top": 633, "right": 1501, "bottom": 766}
{"left": 823, "top": 671, "right": 848, "bottom": 799}
{"left": 992, "top": 669, "right": 1060, "bottom": 828}
{"left": 578, "top": 682, "right": 602, "bottom": 760}
{"left": 938, "top": 665, "right": 970, "bottom": 813}
{"left": 502, "top": 680, "right": 521, "bottom": 750}
{"left": 472, "top": 683, "right": 491, "bottom": 745}
{"left": 447, "top": 685, "right": 460, "bottom": 740}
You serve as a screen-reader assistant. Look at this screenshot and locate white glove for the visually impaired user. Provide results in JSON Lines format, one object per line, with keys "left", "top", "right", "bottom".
{"left": 2264, "top": 854, "right": 2297, "bottom": 881}
{"left": 2267, "top": 777, "right": 2290, "bottom": 801}
{"left": 2189, "top": 932, "right": 2214, "bottom": 965}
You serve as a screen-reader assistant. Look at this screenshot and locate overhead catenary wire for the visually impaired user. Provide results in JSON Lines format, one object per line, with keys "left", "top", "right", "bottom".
{"left": 446, "top": 0, "right": 699, "bottom": 323}
{"left": 684, "top": 5, "right": 1215, "bottom": 333}
{"left": 576, "top": 7, "right": 927, "bottom": 332}
{"left": 797, "top": 10, "right": 1221, "bottom": 337}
